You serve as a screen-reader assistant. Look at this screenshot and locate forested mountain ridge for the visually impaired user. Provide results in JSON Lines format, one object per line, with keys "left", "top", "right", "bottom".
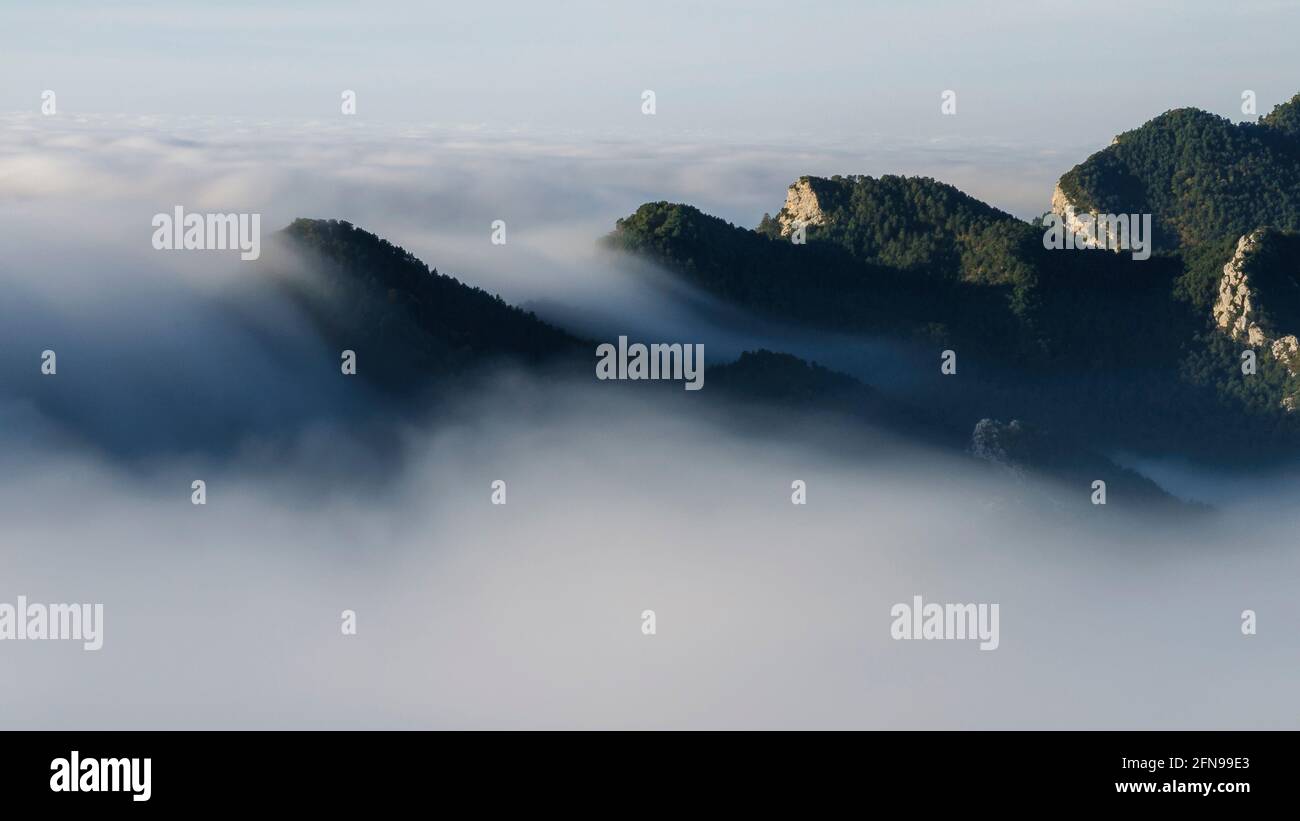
{"left": 266, "top": 218, "right": 1183, "bottom": 505}
{"left": 606, "top": 95, "right": 1300, "bottom": 464}
{"left": 763, "top": 174, "right": 1039, "bottom": 288}
{"left": 607, "top": 177, "right": 1188, "bottom": 369}
{"left": 1055, "top": 94, "right": 1300, "bottom": 254}
{"left": 275, "top": 219, "right": 583, "bottom": 393}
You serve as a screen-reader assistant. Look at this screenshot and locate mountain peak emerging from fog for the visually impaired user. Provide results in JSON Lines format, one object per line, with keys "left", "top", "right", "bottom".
{"left": 1054, "top": 93, "right": 1300, "bottom": 253}
{"left": 275, "top": 218, "right": 581, "bottom": 393}
{"left": 607, "top": 92, "right": 1300, "bottom": 468}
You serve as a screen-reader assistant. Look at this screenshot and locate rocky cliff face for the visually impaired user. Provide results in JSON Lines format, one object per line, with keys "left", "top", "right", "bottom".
{"left": 1213, "top": 230, "right": 1300, "bottom": 409}
{"left": 1049, "top": 181, "right": 1125, "bottom": 249}
{"left": 1050, "top": 183, "right": 1093, "bottom": 245}
{"left": 776, "top": 177, "right": 828, "bottom": 237}
{"left": 1214, "top": 232, "right": 1270, "bottom": 346}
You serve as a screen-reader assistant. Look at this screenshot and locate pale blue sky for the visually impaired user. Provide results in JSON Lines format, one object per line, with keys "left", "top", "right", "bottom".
{"left": 3, "top": 0, "right": 1299, "bottom": 145}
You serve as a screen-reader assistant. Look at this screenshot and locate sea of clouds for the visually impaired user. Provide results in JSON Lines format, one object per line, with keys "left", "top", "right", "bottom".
{"left": 1, "top": 115, "right": 1297, "bottom": 728}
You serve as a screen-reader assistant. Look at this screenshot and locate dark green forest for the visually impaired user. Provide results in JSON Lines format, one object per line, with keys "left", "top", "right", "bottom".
{"left": 278, "top": 219, "right": 580, "bottom": 393}
{"left": 606, "top": 97, "right": 1300, "bottom": 464}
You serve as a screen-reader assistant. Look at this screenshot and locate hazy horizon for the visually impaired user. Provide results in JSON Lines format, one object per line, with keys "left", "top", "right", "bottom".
{"left": 4, "top": 0, "right": 1296, "bottom": 145}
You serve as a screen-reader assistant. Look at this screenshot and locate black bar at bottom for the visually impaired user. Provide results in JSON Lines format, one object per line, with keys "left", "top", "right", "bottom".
{"left": 3, "top": 730, "right": 1285, "bottom": 809}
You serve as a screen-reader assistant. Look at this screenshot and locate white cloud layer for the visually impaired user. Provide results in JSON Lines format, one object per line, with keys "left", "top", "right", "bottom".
{"left": 1, "top": 115, "right": 1296, "bottom": 728}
